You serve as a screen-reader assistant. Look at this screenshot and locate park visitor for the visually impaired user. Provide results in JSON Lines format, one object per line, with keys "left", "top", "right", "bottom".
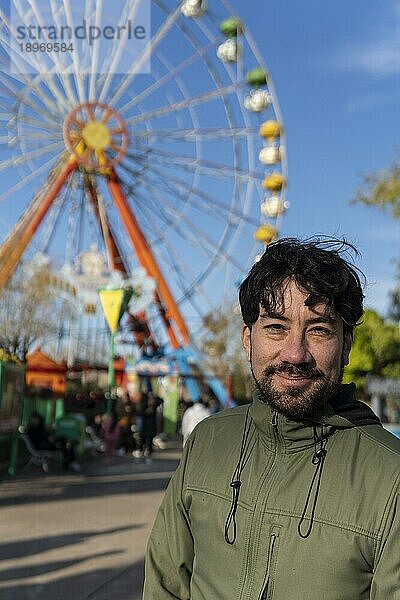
{"left": 143, "top": 237, "right": 400, "bottom": 599}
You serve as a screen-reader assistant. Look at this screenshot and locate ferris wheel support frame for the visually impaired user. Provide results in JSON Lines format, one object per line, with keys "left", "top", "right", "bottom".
{"left": 85, "top": 175, "right": 128, "bottom": 275}
{"left": 85, "top": 175, "right": 159, "bottom": 351}
{"left": 107, "top": 167, "right": 191, "bottom": 349}
{"left": 0, "top": 158, "right": 77, "bottom": 290}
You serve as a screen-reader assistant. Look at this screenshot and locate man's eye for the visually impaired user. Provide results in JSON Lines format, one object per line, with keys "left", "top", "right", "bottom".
{"left": 310, "top": 327, "right": 333, "bottom": 336}
{"left": 264, "top": 323, "right": 285, "bottom": 332}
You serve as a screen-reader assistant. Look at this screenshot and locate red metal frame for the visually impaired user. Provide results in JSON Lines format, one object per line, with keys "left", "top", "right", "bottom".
{"left": 0, "top": 158, "right": 77, "bottom": 290}
{"left": 108, "top": 168, "right": 190, "bottom": 349}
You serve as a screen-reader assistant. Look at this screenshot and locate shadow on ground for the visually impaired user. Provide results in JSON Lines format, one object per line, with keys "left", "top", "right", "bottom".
{"left": 0, "top": 558, "right": 145, "bottom": 600}
{"left": 0, "top": 524, "right": 142, "bottom": 562}
{"left": 0, "top": 451, "right": 181, "bottom": 507}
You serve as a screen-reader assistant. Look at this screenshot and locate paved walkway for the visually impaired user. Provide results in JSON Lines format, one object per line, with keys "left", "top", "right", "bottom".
{"left": 0, "top": 441, "right": 181, "bottom": 600}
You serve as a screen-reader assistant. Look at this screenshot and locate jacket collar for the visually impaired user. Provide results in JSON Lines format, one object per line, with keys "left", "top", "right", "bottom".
{"left": 249, "top": 383, "right": 380, "bottom": 452}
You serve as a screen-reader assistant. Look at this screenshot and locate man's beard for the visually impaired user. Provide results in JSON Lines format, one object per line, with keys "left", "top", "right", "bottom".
{"left": 252, "top": 362, "right": 343, "bottom": 420}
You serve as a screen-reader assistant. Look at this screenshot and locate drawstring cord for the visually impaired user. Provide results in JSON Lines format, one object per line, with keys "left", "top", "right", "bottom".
{"left": 224, "top": 407, "right": 256, "bottom": 545}
{"left": 298, "top": 424, "right": 327, "bottom": 539}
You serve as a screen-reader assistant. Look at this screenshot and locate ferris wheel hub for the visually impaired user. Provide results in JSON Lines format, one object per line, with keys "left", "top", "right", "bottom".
{"left": 64, "top": 101, "right": 128, "bottom": 170}
{"left": 82, "top": 121, "right": 111, "bottom": 151}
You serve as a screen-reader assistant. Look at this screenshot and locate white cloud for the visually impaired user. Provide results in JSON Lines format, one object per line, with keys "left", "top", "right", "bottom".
{"left": 333, "top": 2, "right": 400, "bottom": 76}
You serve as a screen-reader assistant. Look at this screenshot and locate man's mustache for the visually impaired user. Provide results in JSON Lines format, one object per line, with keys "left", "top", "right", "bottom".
{"left": 262, "top": 364, "right": 326, "bottom": 380}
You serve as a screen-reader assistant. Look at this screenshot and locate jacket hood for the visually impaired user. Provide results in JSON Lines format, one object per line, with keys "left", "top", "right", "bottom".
{"left": 326, "top": 383, "right": 381, "bottom": 427}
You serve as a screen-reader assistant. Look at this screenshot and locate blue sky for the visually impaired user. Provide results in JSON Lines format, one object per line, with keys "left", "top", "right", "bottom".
{"left": 237, "top": 0, "right": 400, "bottom": 314}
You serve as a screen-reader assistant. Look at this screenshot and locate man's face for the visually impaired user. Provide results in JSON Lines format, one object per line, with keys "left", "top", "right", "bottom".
{"left": 242, "top": 280, "right": 352, "bottom": 420}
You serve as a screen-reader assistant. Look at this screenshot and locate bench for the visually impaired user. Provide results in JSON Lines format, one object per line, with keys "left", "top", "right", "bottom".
{"left": 19, "top": 431, "right": 63, "bottom": 473}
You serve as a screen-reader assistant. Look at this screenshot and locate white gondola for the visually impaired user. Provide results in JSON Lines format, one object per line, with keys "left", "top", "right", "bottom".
{"left": 181, "top": 0, "right": 207, "bottom": 18}
{"left": 260, "top": 197, "right": 289, "bottom": 217}
{"left": 217, "top": 38, "right": 240, "bottom": 62}
{"left": 244, "top": 89, "right": 271, "bottom": 112}
{"left": 259, "top": 145, "right": 281, "bottom": 165}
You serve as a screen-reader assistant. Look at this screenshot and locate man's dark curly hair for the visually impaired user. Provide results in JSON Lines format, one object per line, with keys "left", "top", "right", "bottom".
{"left": 239, "top": 237, "right": 365, "bottom": 336}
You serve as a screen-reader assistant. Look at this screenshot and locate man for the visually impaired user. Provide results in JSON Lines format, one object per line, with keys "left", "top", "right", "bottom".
{"left": 143, "top": 238, "right": 400, "bottom": 599}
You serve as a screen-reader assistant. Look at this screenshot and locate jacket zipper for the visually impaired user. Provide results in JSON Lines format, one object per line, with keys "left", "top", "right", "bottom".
{"left": 271, "top": 410, "right": 281, "bottom": 445}
{"left": 258, "top": 532, "right": 278, "bottom": 600}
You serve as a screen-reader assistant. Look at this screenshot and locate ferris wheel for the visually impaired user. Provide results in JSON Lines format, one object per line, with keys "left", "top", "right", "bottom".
{"left": 0, "top": 0, "right": 288, "bottom": 364}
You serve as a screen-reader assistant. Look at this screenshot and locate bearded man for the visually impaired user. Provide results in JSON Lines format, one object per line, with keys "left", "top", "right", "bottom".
{"left": 143, "top": 238, "right": 400, "bottom": 600}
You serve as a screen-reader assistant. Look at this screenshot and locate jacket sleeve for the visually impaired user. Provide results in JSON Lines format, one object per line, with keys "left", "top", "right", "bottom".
{"left": 143, "top": 440, "right": 194, "bottom": 599}
{"left": 370, "top": 487, "right": 400, "bottom": 599}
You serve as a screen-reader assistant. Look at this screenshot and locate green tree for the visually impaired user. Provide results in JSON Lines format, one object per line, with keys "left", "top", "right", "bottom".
{"left": 352, "top": 155, "right": 400, "bottom": 218}
{"left": 352, "top": 156, "right": 400, "bottom": 317}
{"left": 344, "top": 309, "right": 400, "bottom": 393}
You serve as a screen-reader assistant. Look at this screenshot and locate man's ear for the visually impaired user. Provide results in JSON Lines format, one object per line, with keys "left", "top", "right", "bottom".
{"left": 242, "top": 325, "right": 251, "bottom": 362}
{"left": 342, "top": 333, "right": 352, "bottom": 366}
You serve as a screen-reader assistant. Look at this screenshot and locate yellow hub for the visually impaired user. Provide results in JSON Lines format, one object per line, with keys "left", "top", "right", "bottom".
{"left": 82, "top": 121, "right": 111, "bottom": 151}
{"left": 65, "top": 102, "right": 128, "bottom": 168}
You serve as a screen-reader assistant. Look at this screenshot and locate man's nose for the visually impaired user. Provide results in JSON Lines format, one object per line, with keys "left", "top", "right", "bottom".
{"left": 279, "top": 331, "right": 313, "bottom": 365}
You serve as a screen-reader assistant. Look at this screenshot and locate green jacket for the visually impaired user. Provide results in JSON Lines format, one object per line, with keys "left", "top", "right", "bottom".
{"left": 144, "top": 385, "right": 400, "bottom": 599}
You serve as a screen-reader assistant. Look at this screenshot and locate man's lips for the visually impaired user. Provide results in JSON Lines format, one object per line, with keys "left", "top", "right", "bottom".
{"left": 273, "top": 372, "right": 316, "bottom": 387}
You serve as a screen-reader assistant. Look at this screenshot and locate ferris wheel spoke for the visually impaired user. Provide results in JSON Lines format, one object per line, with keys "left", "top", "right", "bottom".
{"left": 0, "top": 66, "right": 58, "bottom": 127}
{"left": 4, "top": 74, "right": 61, "bottom": 120}
{"left": 143, "top": 161, "right": 242, "bottom": 227}
{"left": 17, "top": 0, "right": 76, "bottom": 108}
{"left": 97, "top": 0, "right": 143, "bottom": 103}
{"left": 119, "top": 170, "right": 217, "bottom": 264}
{"left": 134, "top": 126, "right": 259, "bottom": 142}
{"left": 101, "top": 2, "right": 182, "bottom": 107}
{"left": 130, "top": 147, "right": 263, "bottom": 181}
{"left": 144, "top": 161, "right": 260, "bottom": 227}
{"left": 85, "top": 104, "right": 95, "bottom": 120}
{"left": 0, "top": 5, "right": 45, "bottom": 74}
{"left": 38, "top": 175, "right": 72, "bottom": 255}
{"left": 144, "top": 165, "right": 236, "bottom": 239}
{"left": 134, "top": 172, "right": 244, "bottom": 272}
{"left": 125, "top": 81, "right": 244, "bottom": 127}
{"left": 117, "top": 39, "right": 218, "bottom": 116}
{"left": 11, "top": 99, "right": 63, "bottom": 132}
{"left": 61, "top": 0, "right": 87, "bottom": 104}
{"left": 132, "top": 199, "right": 213, "bottom": 316}
{"left": 68, "top": 187, "right": 82, "bottom": 257}
{"left": 86, "top": 0, "right": 101, "bottom": 101}
{"left": 7, "top": 113, "right": 62, "bottom": 134}
{"left": 48, "top": 0, "right": 81, "bottom": 106}
{"left": 0, "top": 151, "right": 63, "bottom": 202}
{"left": 9, "top": 132, "right": 62, "bottom": 145}
{"left": 6, "top": 0, "right": 72, "bottom": 109}
{"left": 0, "top": 141, "right": 63, "bottom": 174}
{"left": 65, "top": 174, "right": 84, "bottom": 264}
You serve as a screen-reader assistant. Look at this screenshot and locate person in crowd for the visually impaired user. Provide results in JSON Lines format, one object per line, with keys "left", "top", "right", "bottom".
{"left": 138, "top": 392, "right": 158, "bottom": 463}
{"left": 117, "top": 393, "right": 137, "bottom": 455}
{"left": 26, "top": 411, "right": 80, "bottom": 471}
{"left": 143, "top": 237, "right": 400, "bottom": 599}
{"left": 181, "top": 398, "right": 211, "bottom": 446}
{"left": 100, "top": 412, "right": 120, "bottom": 457}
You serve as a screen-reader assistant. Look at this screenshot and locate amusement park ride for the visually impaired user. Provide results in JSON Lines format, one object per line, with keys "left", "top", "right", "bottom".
{"left": 0, "top": 0, "right": 288, "bottom": 405}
